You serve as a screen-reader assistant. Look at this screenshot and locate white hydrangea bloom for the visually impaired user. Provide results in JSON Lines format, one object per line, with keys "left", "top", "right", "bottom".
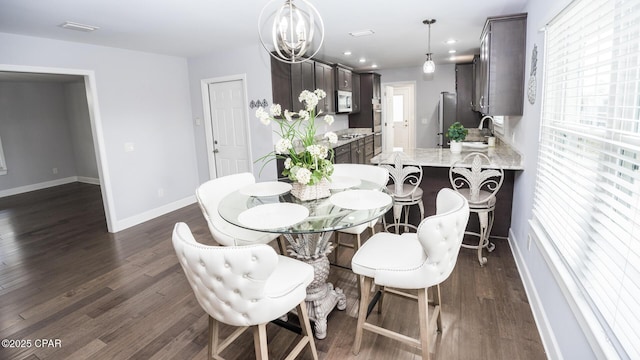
{"left": 284, "top": 158, "right": 292, "bottom": 169}
{"left": 298, "top": 110, "right": 310, "bottom": 121}
{"left": 275, "top": 138, "right": 292, "bottom": 154}
{"left": 256, "top": 107, "right": 270, "bottom": 125}
{"left": 299, "top": 90, "right": 319, "bottom": 111}
{"left": 270, "top": 104, "right": 281, "bottom": 117}
{"left": 324, "top": 131, "right": 338, "bottom": 144}
{"left": 314, "top": 89, "right": 326, "bottom": 99}
{"left": 324, "top": 115, "right": 334, "bottom": 125}
{"left": 284, "top": 109, "right": 293, "bottom": 122}
{"left": 307, "top": 144, "right": 328, "bottom": 159}
{"left": 295, "top": 168, "right": 312, "bottom": 185}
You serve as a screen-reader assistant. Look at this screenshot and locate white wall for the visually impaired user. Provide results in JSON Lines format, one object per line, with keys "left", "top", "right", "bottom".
{"left": 0, "top": 32, "right": 199, "bottom": 231}
{"left": 66, "top": 81, "right": 98, "bottom": 180}
{"left": 503, "top": 0, "right": 597, "bottom": 358}
{"left": 377, "top": 65, "right": 456, "bottom": 148}
{"left": 0, "top": 81, "right": 77, "bottom": 190}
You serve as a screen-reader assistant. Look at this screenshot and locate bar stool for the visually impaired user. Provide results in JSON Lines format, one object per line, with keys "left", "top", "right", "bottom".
{"left": 351, "top": 188, "right": 469, "bottom": 359}
{"left": 449, "top": 152, "right": 504, "bottom": 265}
{"left": 380, "top": 151, "right": 424, "bottom": 233}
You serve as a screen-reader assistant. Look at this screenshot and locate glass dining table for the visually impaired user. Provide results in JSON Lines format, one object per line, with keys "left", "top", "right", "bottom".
{"left": 218, "top": 177, "right": 392, "bottom": 339}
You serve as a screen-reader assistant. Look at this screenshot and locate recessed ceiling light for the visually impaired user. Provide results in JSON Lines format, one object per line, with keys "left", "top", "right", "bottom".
{"left": 445, "top": 39, "right": 457, "bottom": 44}
{"left": 449, "top": 56, "right": 456, "bottom": 61}
{"left": 371, "top": 64, "right": 378, "bottom": 68}
{"left": 343, "top": 51, "right": 352, "bottom": 56}
{"left": 349, "top": 29, "right": 375, "bottom": 37}
{"left": 359, "top": 58, "right": 366, "bottom": 63}
{"left": 448, "top": 50, "right": 456, "bottom": 54}
{"left": 59, "top": 21, "right": 99, "bottom": 32}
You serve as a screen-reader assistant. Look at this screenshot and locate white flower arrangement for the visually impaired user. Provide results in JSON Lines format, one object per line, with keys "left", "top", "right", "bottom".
{"left": 256, "top": 89, "right": 337, "bottom": 185}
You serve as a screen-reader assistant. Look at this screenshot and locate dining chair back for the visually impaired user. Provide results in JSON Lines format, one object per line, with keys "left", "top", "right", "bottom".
{"left": 172, "top": 222, "right": 318, "bottom": 360}
{"left": 196, "top": 173, "right": 281, "bottom": 248}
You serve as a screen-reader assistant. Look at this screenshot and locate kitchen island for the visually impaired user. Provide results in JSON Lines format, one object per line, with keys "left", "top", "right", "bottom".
{"left": 371, "top": 141, "right": 523, "bottom": 238}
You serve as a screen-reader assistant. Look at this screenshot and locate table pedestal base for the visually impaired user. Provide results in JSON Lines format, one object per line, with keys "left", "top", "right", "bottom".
{"left": 303, "top": 256, "right": 346, "bottom": 339}
{"left": 283, "top": 233, "right": 346, "bottom": 339}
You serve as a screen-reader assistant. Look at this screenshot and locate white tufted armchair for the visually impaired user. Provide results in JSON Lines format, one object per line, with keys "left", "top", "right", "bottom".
{"left": 196, "top": 172, "right": 286, "bottom": 253}
{"left": 172, "top": 222, "right": 318, "bottom": 360}
{"left": 351, "top": 188, "right": 469, "bottom": 360}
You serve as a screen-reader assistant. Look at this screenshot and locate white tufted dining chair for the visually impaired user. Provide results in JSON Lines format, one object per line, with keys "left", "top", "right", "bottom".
{"left": 379, "top": 151, "right": 424, "bottom": 233}
{"left": 449, "top": 152, "right": 504, "bottom": 266}
{"left": 351, "top": 188, "right": 469, "bottom": 360}
{"left": 331, "top": 164, "right": 390, "bottom": 262}
{"left": 172, "top": 222, "right": 318, "bottom": 360}
{"left": 196, "top": 172, "right": 286, "bottom": 253}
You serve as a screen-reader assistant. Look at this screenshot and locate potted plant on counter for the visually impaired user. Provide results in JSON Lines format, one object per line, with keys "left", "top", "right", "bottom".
{"left": 446, "top": 121, "right": 468, "bottom": 153}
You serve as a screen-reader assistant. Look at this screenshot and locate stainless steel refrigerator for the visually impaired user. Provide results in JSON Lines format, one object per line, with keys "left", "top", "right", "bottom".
{"left": 438, "top": 92, "right": 457, "bottom": 148}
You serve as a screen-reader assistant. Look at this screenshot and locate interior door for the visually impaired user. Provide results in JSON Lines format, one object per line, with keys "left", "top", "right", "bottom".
{"left": 207, "top": 80, "right": 250, "bottom": 178}
{"left": 383, "top": 85, "right": 395, "bottom": 152}
{"left": 390, "top": 85, "right": 415, "bottom": 151}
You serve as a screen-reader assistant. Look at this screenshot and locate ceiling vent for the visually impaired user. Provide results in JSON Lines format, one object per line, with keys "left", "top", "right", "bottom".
{"left": 59, "top": 21, "right": 99, "bottom": 32}
{"left": 349, "top": 29, "right": 375, "bottom": 37}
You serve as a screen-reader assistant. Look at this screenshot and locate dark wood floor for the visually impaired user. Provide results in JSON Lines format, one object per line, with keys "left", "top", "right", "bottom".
{"left": 0, "top": 183, "right": 546, "bottom": 360}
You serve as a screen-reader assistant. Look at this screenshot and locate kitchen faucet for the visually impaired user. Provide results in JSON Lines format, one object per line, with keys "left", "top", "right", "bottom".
{"left": 479, "top": 115, "right": 494, "bottom": 135}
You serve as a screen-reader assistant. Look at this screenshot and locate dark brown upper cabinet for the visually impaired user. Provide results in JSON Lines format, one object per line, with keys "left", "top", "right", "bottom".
{"left": 336, "top": 65, "right": 353, "bottom": 91}
{"left": 314, "top": 61, "right": 335, "bottom": 114}
{"left": 477, "top": 13, "right": 527, "bottom": 116}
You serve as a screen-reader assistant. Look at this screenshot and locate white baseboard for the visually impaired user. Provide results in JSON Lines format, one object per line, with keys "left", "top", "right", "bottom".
{"left": 77, "top": 176, "right": 100, "bottom": 185}
{"left": 111, "top": 195, "right": 197, "bottom": 232}
{"left": 508, "top": 228, "right": 563, "bottom": 360}
{"left": 0, "top": 177, "right": 82, "bottom": 198}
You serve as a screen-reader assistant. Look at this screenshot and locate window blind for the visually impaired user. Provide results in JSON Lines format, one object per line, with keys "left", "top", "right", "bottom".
{"left": 532, "top": 0, "right": 640, "bottom": 358}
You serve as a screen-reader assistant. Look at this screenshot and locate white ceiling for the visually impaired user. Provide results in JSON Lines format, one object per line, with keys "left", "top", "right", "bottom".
{"left": 0, "top": 0, "right": 527, "bottom": 71}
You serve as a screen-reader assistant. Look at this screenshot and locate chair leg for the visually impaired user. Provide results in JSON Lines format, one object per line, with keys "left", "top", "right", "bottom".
{"left": 486, "top": 209, "right": 496, "bottom": 252}
{"left": 417, "top": 288, "right": 431, "bottom": 360}
{"left": 208, "top": 316, "right": 218, "bottom": 360}
{"left": 404, "top": 205, "right": 410, "bottom": 232}
{"left": 277, "top": 235, "right": 287, "bottom": 255}
{"left": 434, "top": 284, "right": 443, "bottom": 332}
{"left": 377, "top": 285, "right": 384, "bottom": 314}
{"left": 353, "top": 276, "right": 373, "bottom": 355}
{"left": 297, "top": 301, "right": 319, "bottom": 360}
{"left": 418, "top": 200, "right": 425, "bottom": 221}
{"left": 334, "top": 232, "right": 340, "bottom": 263}
{"left": 253, "top": 324, "right": 269, "bottom": 360}
{"left": 477, "top": 212, "right": 489, "bottom": 266}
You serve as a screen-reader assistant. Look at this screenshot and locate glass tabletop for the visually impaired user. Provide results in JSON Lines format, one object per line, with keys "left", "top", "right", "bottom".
{"left": 218, "top": 178, "right": 392, "bottom": 234}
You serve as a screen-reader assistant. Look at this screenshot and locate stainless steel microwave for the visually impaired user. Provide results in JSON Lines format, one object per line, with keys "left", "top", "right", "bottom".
{"left": 337, "top": 90, "right": 352, "bottom": 113}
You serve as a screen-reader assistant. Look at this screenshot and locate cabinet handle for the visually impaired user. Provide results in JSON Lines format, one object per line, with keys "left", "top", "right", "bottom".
{"left": 344, "top": 80, "right": 348, "bottom": 87}
{"left": 480, "top": 95, "right": 485, "bottom": 109}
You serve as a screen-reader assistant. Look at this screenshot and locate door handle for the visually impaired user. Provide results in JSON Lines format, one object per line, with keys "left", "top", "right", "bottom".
{"left": 213, "top": 149, "right": 219, "bottom": 153}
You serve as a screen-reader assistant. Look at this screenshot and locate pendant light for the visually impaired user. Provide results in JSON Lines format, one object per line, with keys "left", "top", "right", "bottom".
{"left": 423, "top": 19, "right": 436, "bottom": 74}
{"left": 258, "top": 0, "right": 325, "bottom": 64}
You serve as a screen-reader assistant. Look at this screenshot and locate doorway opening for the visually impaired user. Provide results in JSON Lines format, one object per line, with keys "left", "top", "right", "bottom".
{"left": 200, "top": 75, "right": 253, "bottom": 180}
{"left": 0, "top": 65, "right": 114, "bottom": 232}
{"left": 382, "top": 82, "right": 416, "bottom": 152}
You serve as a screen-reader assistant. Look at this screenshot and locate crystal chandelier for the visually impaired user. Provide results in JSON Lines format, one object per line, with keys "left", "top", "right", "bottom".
{"left": 258, "top": 0, "right": 325, "bottom": 64}
{"left": 423, "top": 19, "right": 436, "bottom": 74}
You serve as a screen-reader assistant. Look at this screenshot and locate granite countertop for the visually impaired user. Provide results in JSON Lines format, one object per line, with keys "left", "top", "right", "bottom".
{"left": 331, "top": 128, "right": 373, "bottom": 148}
{"left": 370, "top": 140, "right": 523, "bottom": 170}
